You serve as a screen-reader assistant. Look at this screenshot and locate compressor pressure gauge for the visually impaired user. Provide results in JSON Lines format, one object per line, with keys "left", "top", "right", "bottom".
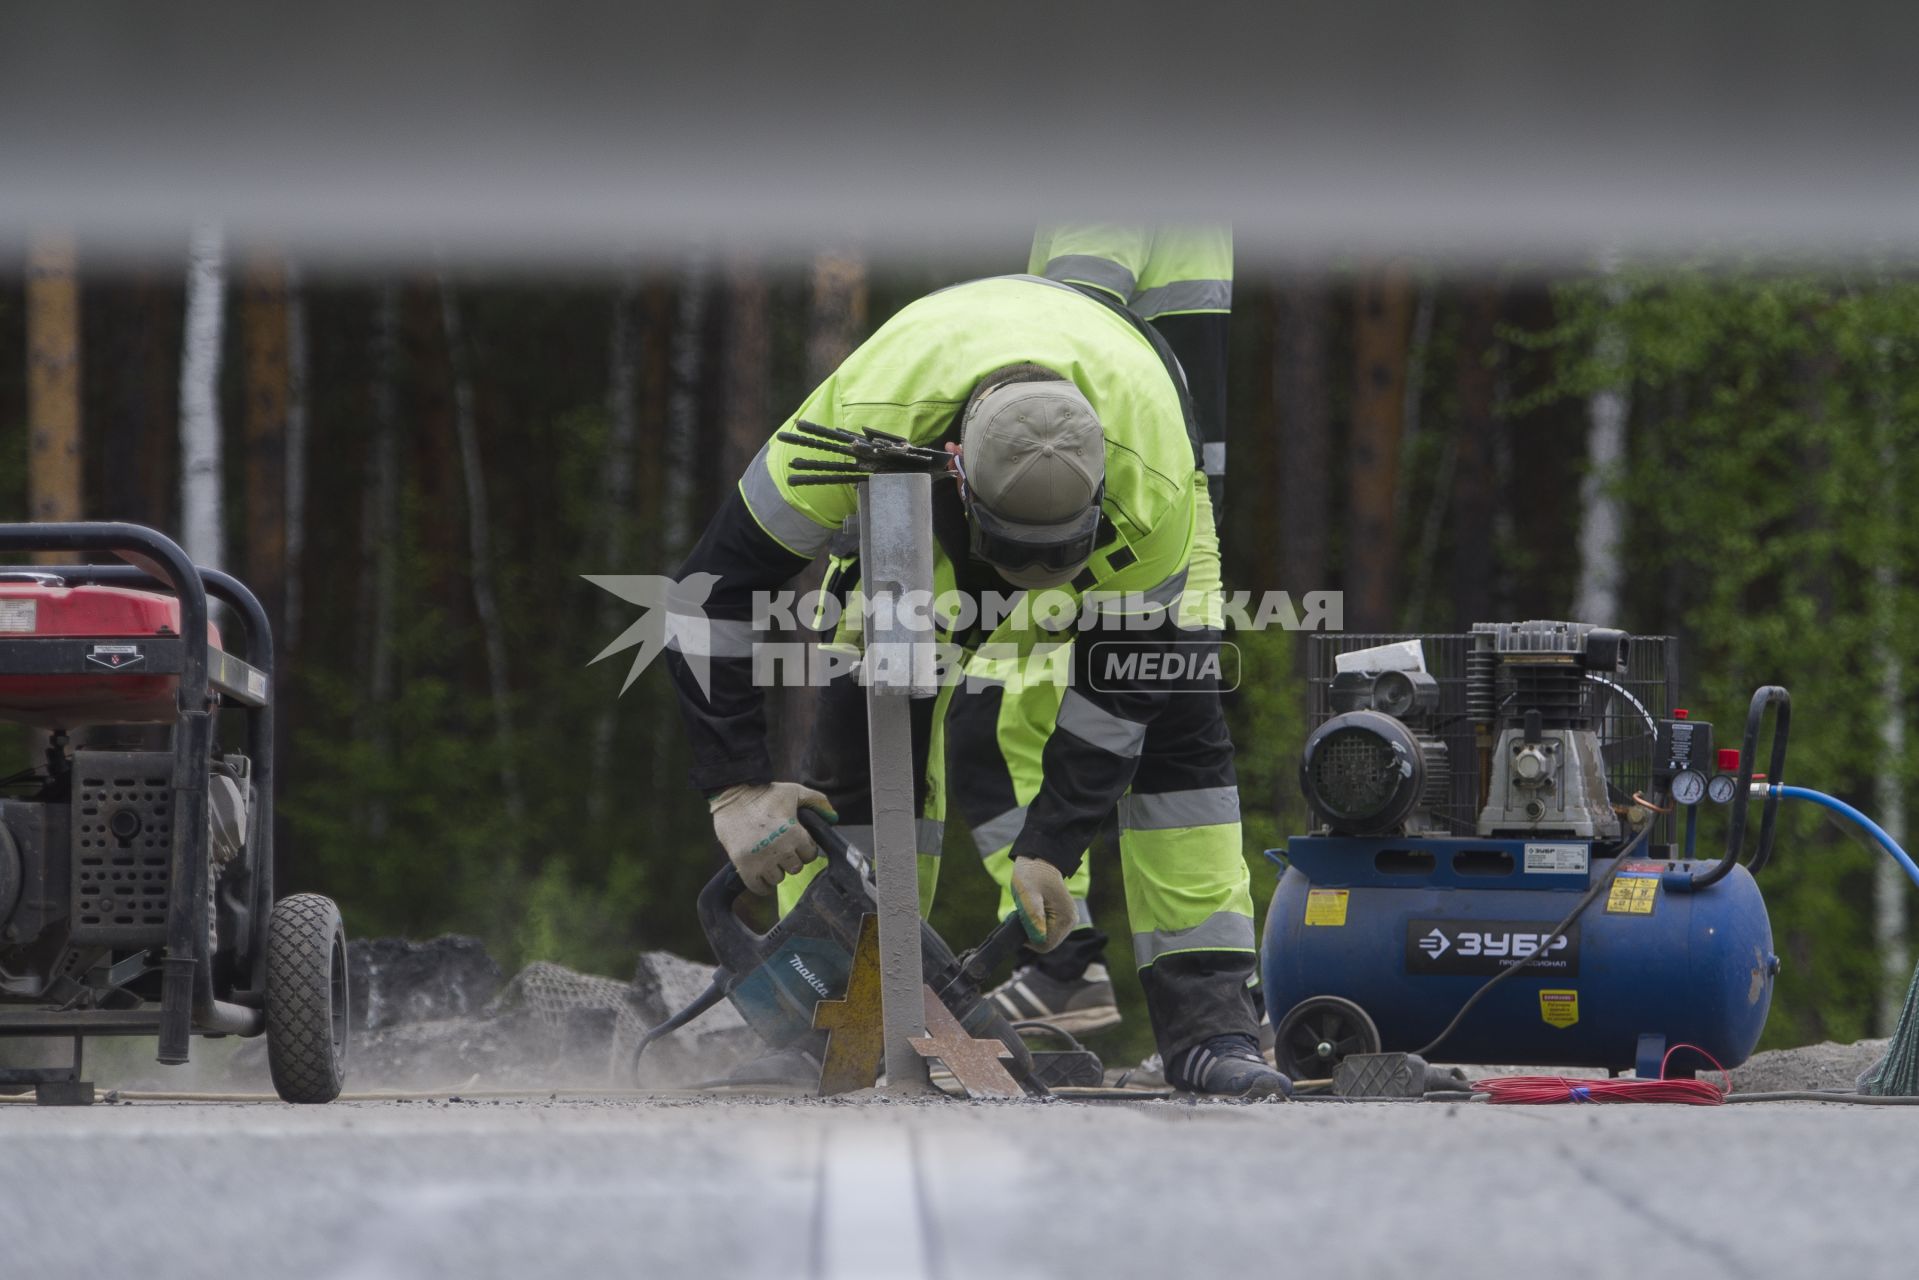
{"left": 1707, "top": 773, "right": 1740, "bottom": 805}
{"left": 1670, "top": 769, "right": 1707, "bottom": 806}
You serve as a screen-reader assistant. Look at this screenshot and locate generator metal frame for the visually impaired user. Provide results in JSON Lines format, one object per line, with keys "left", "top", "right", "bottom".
{"left": 0, "top": 522, "right": 273, "bottom": 1081}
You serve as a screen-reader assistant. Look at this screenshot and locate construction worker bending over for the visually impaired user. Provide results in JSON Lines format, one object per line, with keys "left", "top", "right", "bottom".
{"left": 663, "top": 271, "right": 1285, "bottom": 1098}
{"left": 953, "top": 224, "right": 1233, "bottom": 1035}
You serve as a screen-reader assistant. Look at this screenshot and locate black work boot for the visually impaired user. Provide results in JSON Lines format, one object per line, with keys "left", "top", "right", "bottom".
{"left": 1166, "top": 1034, "right": 1293, "bottom": 1100}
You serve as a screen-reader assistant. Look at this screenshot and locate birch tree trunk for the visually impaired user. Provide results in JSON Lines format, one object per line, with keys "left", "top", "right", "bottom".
{"left": 1875, "top": 600, "right": 1909, "bottom": 1033}
{"left": 1573, "top": 253, "right": 1630, "bottom": 624}
{"left": 439, "top": 274, "right": 524, "bottom": 822}
{"left": 1872, "top": 331, "right": 1910, "bottom": 1033}
{"left": 26, "top": 233, "right": 82, "bottom": 563}
{"left": 1347, "top": 264, "right": 1413, "bottom": 632}
{"left": 179, "top": 222, "right": 227, "bottom": 569}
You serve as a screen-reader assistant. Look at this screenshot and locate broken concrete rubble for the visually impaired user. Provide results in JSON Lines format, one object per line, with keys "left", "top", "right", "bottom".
{"left": 348, "top": 935, "right": 504, "bottom": 1031}
{"left": 628, "top": 949, "right": 760, "bottom": 1085}
{"left": 1728, "top": 1039, "right": 1890, "bottom": 1094}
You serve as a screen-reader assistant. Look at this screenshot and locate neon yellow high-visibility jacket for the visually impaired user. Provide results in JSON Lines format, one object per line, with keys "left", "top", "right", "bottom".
{"left": 1028, "top": 223, "right": 1232, "bottom": 508}
{"left": 663, "top": 274, "right": 1215, "bottom": 873}
{"left": 1027, "top": 224, "right": 1232, "bottom": 319}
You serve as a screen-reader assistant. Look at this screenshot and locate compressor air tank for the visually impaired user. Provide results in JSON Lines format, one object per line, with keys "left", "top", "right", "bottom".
{"left": 1261, "top": 839, "right": 1777, "bottom": 1075}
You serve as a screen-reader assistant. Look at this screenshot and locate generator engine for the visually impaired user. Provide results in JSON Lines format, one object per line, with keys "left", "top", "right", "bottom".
{"left": 1267, "top": 622, "right": 1783, "bottom": 1082}
{"left": 0, "top": 737, "right": 255, "bottom": 1003}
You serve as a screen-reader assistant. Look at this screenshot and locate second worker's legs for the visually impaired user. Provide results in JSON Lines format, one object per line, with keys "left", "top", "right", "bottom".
{"left": 945, "top": 647, "right": 1120, "bottom": 1034}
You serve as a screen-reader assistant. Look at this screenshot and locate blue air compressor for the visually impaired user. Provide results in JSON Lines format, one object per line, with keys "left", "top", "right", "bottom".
{"left": 1262, "top": 622, "right": 1790, "bottom": 1081}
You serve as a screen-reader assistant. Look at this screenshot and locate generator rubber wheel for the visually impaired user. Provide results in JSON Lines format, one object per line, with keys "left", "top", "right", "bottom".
{"left": 266, "top": 893, "right": 350, "bottom": 1104}
{"left": 1275, "top": 995, "right": 1381, "bottom": 1081}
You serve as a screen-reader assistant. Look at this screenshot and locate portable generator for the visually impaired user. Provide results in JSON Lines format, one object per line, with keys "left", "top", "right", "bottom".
{"left": 1262, "top": 621, "right": 1788, "bottom": 1081}
{"left": 0, "top": 523, "right": 348, "bottom": 1104}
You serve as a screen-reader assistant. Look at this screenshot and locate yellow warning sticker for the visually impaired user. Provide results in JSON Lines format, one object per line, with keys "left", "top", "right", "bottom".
{"left": 1606, "top": 875, "right": 1659, "bottom": 915}
{"left": 1303, "top": 889, "right": 1349, "bottom": 926}
{"left": 1540, "top": 989, "right": 1580, "bottom": 1028}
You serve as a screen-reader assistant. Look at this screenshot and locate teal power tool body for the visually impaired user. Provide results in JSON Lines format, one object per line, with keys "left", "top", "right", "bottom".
{"left": 633, "top": 810, "right": 1041, "bottom": 1083}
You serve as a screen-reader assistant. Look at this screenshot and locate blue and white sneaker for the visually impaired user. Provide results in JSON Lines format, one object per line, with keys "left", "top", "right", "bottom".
{"left": 988, "top": 963, "right": 1122, "bottom": 1035}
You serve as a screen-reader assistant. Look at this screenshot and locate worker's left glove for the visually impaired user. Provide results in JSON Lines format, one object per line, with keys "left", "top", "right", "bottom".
{"left": 1010, "top": 857, "right": 1076, "bottom": 953}
{"left": 709, "top": 782, "right": 837, "bottom": 896}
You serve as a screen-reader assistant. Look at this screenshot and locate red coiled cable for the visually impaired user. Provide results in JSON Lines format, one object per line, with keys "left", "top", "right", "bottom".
{"left": 1472, "top": 1045, "right": 1730, "bottom": 1105}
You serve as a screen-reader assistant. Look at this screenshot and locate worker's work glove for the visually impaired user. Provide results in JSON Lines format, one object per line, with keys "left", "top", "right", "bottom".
{"left": 709, "top": 782, "right": 837, "bottom": 895}
{"left": 1010, "top": 856, "right": 1076, "bottom": 953}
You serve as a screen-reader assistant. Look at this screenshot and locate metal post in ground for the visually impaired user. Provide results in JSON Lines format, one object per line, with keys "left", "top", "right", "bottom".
{"left": 858, "top": 471, "right": 937, "bottom": 1094}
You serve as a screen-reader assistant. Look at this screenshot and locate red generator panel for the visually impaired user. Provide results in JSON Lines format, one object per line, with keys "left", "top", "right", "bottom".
{"left": 0, "top": 583, "right": 226, "bottom": 728}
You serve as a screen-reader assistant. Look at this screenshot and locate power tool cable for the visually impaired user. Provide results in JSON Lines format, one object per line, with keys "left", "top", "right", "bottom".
{"left": 1411, "top": 822, "right": 1652, "bottom": 1060}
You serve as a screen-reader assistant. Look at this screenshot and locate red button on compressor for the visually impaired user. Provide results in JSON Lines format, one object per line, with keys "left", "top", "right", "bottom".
{"left": 1717, "top": 748, "right": 1741, "bottom": 772}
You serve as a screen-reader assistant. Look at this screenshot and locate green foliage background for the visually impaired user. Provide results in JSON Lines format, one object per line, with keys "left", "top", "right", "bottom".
{"left": 1534, "top": 265, "right": 1919, "bottom": 1045}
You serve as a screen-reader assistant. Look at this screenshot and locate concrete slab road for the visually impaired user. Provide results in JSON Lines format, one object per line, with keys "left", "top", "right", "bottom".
{"left": 2, "top": 1095, "right": 1915, "bottom": 1279}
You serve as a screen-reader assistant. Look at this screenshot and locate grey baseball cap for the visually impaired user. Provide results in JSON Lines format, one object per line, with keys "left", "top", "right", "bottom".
{"left": 959, "top": 376, "right": 1106, "bottom": 590}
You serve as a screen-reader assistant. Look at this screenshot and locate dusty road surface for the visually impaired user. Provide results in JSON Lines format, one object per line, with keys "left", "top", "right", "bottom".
{"left": 2, "top": 1093, "right": 1914, "bottom": 1279}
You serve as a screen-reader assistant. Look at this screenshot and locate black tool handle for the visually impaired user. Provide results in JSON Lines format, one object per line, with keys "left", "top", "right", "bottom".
{"left": 969, "top": 915, "right": 1031, "bottom": 984}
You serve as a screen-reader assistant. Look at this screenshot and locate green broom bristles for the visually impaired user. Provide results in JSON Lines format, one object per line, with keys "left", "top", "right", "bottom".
{"left": 1862, "top": 962, "right": 1919, "bottom": 1096}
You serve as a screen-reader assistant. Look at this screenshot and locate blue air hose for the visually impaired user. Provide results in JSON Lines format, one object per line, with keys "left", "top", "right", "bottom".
{"left": 1765, "top": 784, "right": 1919, "bottom": 892}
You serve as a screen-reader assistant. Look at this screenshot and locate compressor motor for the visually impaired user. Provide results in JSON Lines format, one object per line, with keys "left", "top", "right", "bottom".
{"left": 1267, "top": 621, "right": 1785, "bottom": 1082}
{"left": 1300, "top": 621, "right": 1636, "bottom": 842}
